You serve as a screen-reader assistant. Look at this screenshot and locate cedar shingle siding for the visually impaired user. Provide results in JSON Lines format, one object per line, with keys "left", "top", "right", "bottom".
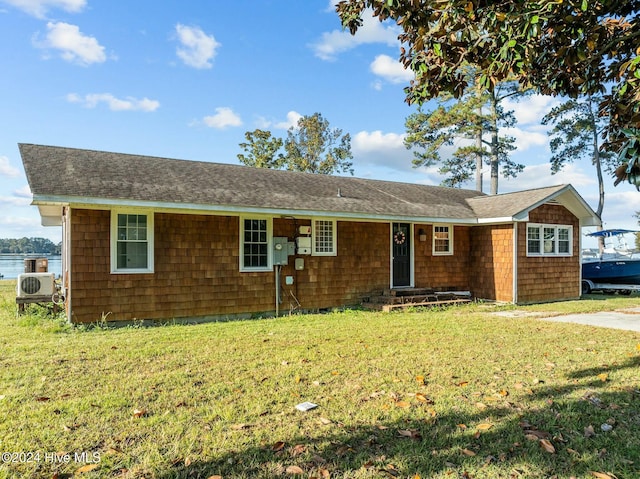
{"left": 20, "top": 144, "right": 600, "bottom": 323}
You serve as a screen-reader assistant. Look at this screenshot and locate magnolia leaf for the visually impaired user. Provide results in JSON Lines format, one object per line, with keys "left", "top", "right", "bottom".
{"left": 76, "top": 463, "right": 99, "bottom": 474}
{"left": 540, "top": 439, "right": 556, "bottom": 453}
{"left": 461, "top": 448, "right": 476, "bottom": 456}
{"left": 398, "top": 429, "right": 422, "bottom": 439}
{"left": 272, "top": 441, "right": 286, "bottom": 452}
{"left": 585, "top": 425, "right": 596, "bottom": 438}
{"left": 395, "top": 401, "right": 411, "bottom": 409}
{"left": 590, "top": 473, "right": 615, "bottom": 479}
{"left": 132, "top": 408, "right": 147, "bottom": 418}
{"left": 207, "top": 476, "right": 223, "bottom": 479}
{"left": 291, "top": 444, "right": 306, "bottom": 456}
{"left": 415, "top": 393, "right": 433, "bottom": 403}
{"left": 476, "top": 423, "right": 493, "bottom": 431}
{"left": 597, "top": 373, "right": 609, "bottom": 382}
{"left": 285, "top": 465, "right": 304, "bottom": 475}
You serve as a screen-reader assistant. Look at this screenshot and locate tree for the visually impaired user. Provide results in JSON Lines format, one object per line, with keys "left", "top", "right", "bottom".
{"left": 283, "top": 113, "right": 354, "bottom": 175}
{"left": 237, "top": 113, "right": 354, "bottom": 175}
{"left": 237, "top": 129, "right": 285, "bottom": 169}
{"left": 405, "top": 79, "right": 523, "bottom": 194}
{"left": 542, "top": 95, "right": 616, "bottom": 220}
{"left": 336, "top": 0, "right": 640, "bottom": 183}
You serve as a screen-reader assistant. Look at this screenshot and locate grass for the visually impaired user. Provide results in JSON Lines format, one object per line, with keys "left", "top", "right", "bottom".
{"left": 0, "top": 280, "right": 639, "bottom": 479}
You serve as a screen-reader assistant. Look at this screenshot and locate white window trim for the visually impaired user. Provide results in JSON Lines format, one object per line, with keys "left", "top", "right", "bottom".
{"left": 526, "top": 223, "right": 573, "bottom": 257}
{"left": 312, "top": 218, "right": 337, "bottom": 256}
{"left": 110, "top": 210, "right": 154, "bottom": 274}
{"left": 432, "top": 224, "right": 453, "bottom": 255}
{"left": 240, "top": 216, "right": 273, "bottom": 272}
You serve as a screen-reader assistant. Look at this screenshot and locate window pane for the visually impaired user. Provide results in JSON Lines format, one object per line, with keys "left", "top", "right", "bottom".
{"left": 434, "top": 226, "right": 450, "bottom": 253}
{"left": 544, "top": 227, "right": 555, "bottom": 253}
{"left": 116, "top": 214, "right": 149, "bottom": 269}
{"left": 527, "top": 226, "right": 540, "bottom": 253}
{"left": 243, "top": 218, "right": 268, "bottom": 268}
{"left": 314, "top": 220, "right": 334, "bottom": 254}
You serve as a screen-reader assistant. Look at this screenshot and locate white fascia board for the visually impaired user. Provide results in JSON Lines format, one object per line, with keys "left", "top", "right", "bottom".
{"left": 476, "top": 216, "right": 519, "bottom": 224}
{"left": 34, "top": 194, "right": 480, "bottom": 225}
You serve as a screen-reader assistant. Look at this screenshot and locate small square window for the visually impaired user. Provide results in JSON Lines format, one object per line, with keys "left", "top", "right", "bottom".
{"left": 313, "top": 220, "right": 336, "bottom": 256}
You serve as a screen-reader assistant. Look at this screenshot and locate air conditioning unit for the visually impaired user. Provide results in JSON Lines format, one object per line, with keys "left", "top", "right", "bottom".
{"left": 16, "top": 273, "right": 56, "bottom": 298}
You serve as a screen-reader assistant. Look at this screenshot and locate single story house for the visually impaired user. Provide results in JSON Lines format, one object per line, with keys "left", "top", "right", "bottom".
{"left": 19, "top": 143, "right": 600, "bottom": 324}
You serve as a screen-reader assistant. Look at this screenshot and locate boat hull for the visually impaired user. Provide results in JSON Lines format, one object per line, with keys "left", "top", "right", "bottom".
{"left": 582, "top": 259, "right": 640, "bottom": 285}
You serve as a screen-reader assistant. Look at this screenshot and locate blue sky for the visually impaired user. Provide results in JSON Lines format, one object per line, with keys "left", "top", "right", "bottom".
{"left": 0, "top": 0, "right": 638, "bottom": 249}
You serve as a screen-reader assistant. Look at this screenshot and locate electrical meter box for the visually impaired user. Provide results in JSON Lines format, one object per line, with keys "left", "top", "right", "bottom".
{"left": 296, "top": 236, "right": 311, "bottom": 255}
{"left": 273, "top": 237, "right": 289, "bottom": 265}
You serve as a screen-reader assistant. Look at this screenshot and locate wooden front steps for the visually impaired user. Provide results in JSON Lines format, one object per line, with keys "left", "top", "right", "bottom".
{"left": 362, "top": 288, "right": 472, "bottom": 312}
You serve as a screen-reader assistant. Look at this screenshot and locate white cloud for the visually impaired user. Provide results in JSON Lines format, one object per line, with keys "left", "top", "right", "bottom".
{"left": 504, "top": 125, "right": 550, "bottom": 152}
{"left": 257, "top": 111, "right": 302, "bottom": 130}
{"left": 175, "top": 24, "right": 220, "bottom": 69}
{"left": 370, "top": 54, "right": 413, "bottom": 84}
{"left": 0, "top": 156, "right": 20, "bottom": 177}
{"left": 0, "top": 185, "right": 32, "bottom": 207}
{"left": 202, "top": 107, "right": 242, "bottom": 129}
{"left": 67, "top": 93, "right": 160, "bottom": 112}
{"left": 500, "top": 162, "right": 595, "bottom": 193}
{"left": 311, "top": 11, "right": 400, "bottom": 61}
{"left": 352, "top": 130, "right": 414, "bottom": 172}
{"left": 503, "top": 94, "right": 561, "bottom": 126}
{"left": 2, "top": 0, "right": 85, "bottom": 18}
{"left": 35, "top": 21, "right": 106, "bottom": 65}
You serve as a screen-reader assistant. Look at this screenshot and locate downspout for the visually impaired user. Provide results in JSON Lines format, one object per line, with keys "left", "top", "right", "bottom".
{"left": 512, "top": 222, "right": 518, "bottom": 304}
{"left": 64, "top": 207, "right": 72, "bottom": 323}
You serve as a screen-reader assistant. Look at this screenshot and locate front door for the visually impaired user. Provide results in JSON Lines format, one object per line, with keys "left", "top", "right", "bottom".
{"left": 392, "top": 223, "right": 411, "bottom": 287}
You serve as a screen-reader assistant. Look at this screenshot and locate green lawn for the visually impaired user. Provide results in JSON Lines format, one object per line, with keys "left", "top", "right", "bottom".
{"left": 1, "top": 280, "right": 639, "bottom": 479}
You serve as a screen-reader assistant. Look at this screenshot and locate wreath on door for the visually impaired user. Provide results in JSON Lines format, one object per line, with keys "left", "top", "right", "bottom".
{"left": 393, "top": 231, "right": 406, "bottom": 245}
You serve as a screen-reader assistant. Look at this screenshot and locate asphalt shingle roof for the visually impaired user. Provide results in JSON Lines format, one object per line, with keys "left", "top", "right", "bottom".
{"left": 19, "top": 144, "right": 596, "bottom": 224}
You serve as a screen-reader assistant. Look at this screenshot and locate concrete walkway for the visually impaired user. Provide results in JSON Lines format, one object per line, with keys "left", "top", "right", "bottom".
{"left": 541, "top": 307, "right": 640, "bottom": 332}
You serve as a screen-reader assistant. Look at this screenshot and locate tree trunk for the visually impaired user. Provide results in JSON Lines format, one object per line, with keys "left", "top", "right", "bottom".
{"left": 476, "top": 104, "right": 483, "bottom": 192}
{"left": 489, "top": 90, "right": 499, "bottom": 195}
{"left": 588, "top": 97, "right": 606, "bottom": 253}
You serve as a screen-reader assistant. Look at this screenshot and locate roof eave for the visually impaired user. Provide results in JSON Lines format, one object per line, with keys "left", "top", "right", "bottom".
{"left": 32, "top": 194, "right": 480, "bottom": 225}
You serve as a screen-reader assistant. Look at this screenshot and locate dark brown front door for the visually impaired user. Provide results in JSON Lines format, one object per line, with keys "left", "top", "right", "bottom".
{"left": 392, "top": 223, "right": 411, "bottom": 287}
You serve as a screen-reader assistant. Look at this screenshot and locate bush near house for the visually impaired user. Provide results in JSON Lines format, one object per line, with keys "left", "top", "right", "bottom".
{"left": 0, "top": 281, "right": 639, "bottom": 479}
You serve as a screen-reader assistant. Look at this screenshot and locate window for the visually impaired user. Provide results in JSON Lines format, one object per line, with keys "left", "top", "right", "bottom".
{"left": 111, "top": 211, "right": 154, "bottom": 273}
{"left": 433, "top": 225, "right": 453, "bottom": 255}
{"left": 313, "top": 219, "right": 336, "bottom": 256}
{"left": 241, "top": 217, "right": 271, "bottom": 271}
{"left": 526, "top": 224, "right": 573, "bottom": 256}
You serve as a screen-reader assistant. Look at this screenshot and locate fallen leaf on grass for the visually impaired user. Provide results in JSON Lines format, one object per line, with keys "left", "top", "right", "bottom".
{"left": 230, "top": 423, "right": 252, "bottom": 430}
{"left": 75, "top": 463, "right": 99, "bottom": 474}
{"left": 272, "top": 441, "right": 286, "bottom": 452}
{"left": 398, "top": 429, "right": 422, "bottom": 439}
{"left": 476, "top": 423, "right": 493, "bottom": 431}
{"left": 395, "top": 401, "right": 411, "bottom": 409}
{"left": 207, "top": 475, "right": 223, "bottom": 479}
{"left": 584, "top": 425, "right": 596, "bottom": 438}
{"left": 461, "top": 448, "right": 476, "bottom": 456}
{"left": 540, "top": 439, "right": 556, "bottom": 454}
{"left": 35, "top": 396, "right": 50, "bottom": 402}
{"left": 597, "top": 373, "right": 609, "bottom": 382}
{"left": 132, "top": 409, "right": 147, "bottom": 418}
{"left": 285, "top": 465, "right": 304, "bottom": 474}
{"left": 291, "top": 444, "right": 306, "bottom": 456}
{"left": 590, "top": 472, "right": 617, "bottom": 479}
{"left": 415, "top": 392, "right": 432, "bottom": 403}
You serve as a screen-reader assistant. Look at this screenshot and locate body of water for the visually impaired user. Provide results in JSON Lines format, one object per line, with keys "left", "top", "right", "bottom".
{"left": 0, "top": 255, "right": 62, "bottom": 280}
